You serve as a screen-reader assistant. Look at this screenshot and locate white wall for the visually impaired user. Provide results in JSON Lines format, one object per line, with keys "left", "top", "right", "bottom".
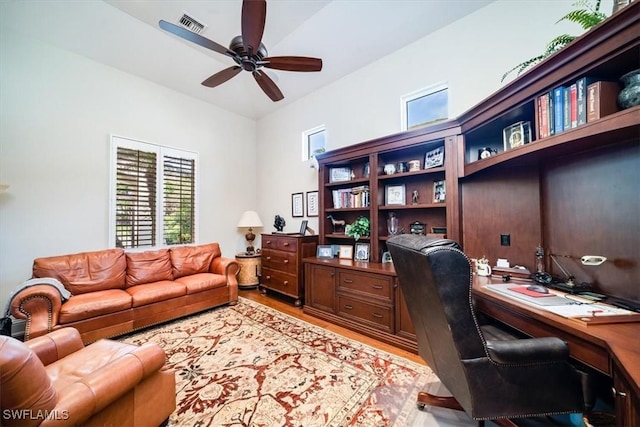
{"left": 255, "top": 0, "right": 611, "bottom": 233}
{"left": 0, "top": 30, "right": 257, "bottom": 309}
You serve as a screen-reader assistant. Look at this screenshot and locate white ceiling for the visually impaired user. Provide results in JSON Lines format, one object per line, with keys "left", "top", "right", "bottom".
{"left": 1, "top": 0, "right": 493, "bottom": 120}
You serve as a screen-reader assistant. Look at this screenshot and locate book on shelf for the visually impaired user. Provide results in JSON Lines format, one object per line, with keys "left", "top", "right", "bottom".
{"left": 587, "top": 81, "right": 619, "bottom": 122}
{"left": 569, "top": 83, "right": 578, "bottom": 128}
{"left": 538, "top": 93, "right": 549, "bottom": 138}
{"left": 331, "top": 185, "right": 370, "bottom": 209}
{"left": 553, "top": 86, "right": 564, "bottom": 134}
{"left": 562, "top": 85, "right": 571, "bottom": 131}
{"left": 576, "top": 77, "right": 596, "bottom": 126}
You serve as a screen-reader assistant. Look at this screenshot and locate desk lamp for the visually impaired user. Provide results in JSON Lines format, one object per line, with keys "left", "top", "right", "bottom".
{"left": 237, "top": 210, "right": 263, "bottom": 254}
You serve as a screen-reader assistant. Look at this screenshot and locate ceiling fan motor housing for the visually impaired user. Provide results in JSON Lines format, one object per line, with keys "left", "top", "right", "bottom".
{"left": 229, "top": 35, "right": 267, "bottom": 71}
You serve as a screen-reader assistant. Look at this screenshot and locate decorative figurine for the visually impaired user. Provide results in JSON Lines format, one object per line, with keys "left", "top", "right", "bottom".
{"left": 274, "top": 215, "right": 286, "bottom": 232}
{"left": 412, "top": 190, "right": 419, "bottom": 204}
{"left": 326, "top": 214, "right": 346, "bottom": 233}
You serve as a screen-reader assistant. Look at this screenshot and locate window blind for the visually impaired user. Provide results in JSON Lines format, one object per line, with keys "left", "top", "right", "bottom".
{"left": 115, "top": 147, "right": 157, "bottom": 248}
{"left": 163, "top": 155, "right": 195, "bottom": 245}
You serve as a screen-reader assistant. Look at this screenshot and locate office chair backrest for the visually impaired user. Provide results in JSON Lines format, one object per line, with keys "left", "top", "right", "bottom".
{"left": 388, "top": 234, "right": 486, "bottom": 412}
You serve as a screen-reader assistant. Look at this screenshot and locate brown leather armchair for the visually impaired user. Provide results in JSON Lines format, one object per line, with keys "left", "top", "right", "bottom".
{"left": 0, "top": 328, "right": 175, "bottom": 426}
{"left": 387, "top": 235, "right": 593, "bottom": 425}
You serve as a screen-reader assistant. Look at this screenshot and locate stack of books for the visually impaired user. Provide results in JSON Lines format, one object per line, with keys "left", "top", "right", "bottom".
{"left": 535, "top": 78, "right": 619, "bottom": 139}
{"left": 332, "top": 185, "right": 370, "bottom": 209}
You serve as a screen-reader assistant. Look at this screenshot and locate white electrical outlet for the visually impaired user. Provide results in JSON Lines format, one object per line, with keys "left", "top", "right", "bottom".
{"left": 580, "top": 255, "right": 607, "bottom": 266}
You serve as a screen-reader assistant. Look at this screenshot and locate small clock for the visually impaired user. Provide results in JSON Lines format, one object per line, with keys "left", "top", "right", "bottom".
{"left": 477, "top": 147, "right": 497, "bottom": 160}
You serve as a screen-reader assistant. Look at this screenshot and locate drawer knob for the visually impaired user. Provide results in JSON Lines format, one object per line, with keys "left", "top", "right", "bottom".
{"left": 266, "top": 240, "right": 271, "bottom": 244}
{"left": 372, "top": 313, "right": 383, "bottom": 319}
{"left": 372, "top": 285, "right": 383, "bottom": 290}
{"left": 284, "top": 242, "right": 290, "bottom": 246}
{"left": 283, "top": 260, "right": 289, "bottom": 264}
{"left": 266, "top": 275, "right": 271, "bottom": 280}
{"left": 266, "top": 256, "right": 271, "bottom": 260}
{"left": 344, "top": 304, "right": 353, "bottom": 310}
{"left": 283, "top": 281, "right": 289, "bottom": 286}
{"left": 343, "top": 279, "right": 353, "bottom": 284}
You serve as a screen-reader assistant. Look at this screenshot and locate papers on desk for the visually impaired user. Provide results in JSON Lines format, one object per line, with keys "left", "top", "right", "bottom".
{"left": 484, "top": 284, "right": 640, "bottom": 325}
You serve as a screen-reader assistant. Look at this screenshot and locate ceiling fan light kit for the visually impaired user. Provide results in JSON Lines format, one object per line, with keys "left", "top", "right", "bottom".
{"left": 159, "top": 0, "right": 322, "bottom": 102}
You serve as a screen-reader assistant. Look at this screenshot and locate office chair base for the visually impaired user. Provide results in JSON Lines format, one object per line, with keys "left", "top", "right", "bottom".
{"left": 416, "top": 391, "right": 464, "bottom": 411}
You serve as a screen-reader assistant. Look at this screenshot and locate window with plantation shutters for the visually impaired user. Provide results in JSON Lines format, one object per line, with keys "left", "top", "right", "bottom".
{"left": 110, "top": 136, "right": 198, "bottom": 249}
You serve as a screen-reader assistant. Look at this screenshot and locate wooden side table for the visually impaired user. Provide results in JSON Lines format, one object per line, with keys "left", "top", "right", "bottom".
{"left": 235, "top": 253, "right": 261, "bottom": 289}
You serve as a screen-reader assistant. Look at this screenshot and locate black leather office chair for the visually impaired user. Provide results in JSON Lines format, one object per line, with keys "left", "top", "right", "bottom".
{"left": 387, "top": 234, "right": 593, "bottom": 425}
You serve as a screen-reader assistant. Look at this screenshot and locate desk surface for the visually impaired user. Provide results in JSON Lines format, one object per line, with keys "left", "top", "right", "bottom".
{"left": 472, "top": 276, "right": 640, "bottom": 398}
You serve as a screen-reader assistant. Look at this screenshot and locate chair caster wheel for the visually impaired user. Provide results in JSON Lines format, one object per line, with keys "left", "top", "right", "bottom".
{"left": 417, "top": 403, "right": 426, "bottom": 411}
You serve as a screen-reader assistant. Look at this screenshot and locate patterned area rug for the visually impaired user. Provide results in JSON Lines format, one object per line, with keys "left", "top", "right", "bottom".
{"left": 120, "top": 297, "right": 470, "bottom": 426}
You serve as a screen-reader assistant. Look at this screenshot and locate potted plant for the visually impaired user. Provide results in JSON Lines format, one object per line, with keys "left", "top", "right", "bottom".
{"left": 501, "top": 0, "right": 608, "bottom": 82}
{"left": 346, "top": 216, "right": 370, "bottom": 241}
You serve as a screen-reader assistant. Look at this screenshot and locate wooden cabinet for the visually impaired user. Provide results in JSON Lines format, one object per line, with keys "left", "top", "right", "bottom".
{"left": 316, "top": 127, "right": 462, "bottom": 263}
{"left": 613, "top": 363, "right": 640, "bottom": 427}
{"left": 260, "top": 234, "right": 317, "bottom": 306}
{"left": 303, "top": 258, "right": 416, "bottom": 352}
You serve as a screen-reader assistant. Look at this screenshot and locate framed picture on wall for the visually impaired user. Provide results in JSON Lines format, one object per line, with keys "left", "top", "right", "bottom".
{"left": 292, "top": 192, "right": 304, "bottom": 217}
{"left": 306, "top": 191, "right": 319, "bottom": 217}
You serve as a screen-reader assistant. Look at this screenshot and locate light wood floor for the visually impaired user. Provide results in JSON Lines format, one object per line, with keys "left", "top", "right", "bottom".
{"left": 239, "top": 288, "right": 425, "bottom": 365}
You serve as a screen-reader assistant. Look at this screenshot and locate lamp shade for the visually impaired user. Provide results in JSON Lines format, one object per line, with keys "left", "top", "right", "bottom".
{"left": 237, "top": 210, "right": 263, "bottom": 228}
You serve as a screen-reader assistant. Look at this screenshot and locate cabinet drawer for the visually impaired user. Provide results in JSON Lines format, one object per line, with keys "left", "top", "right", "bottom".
{"left": 337, "top": 295, "right": 392, "bottom": 332}
{"left": 262, "top": 251, "right": 297, "bottom": 275}
{"left": 337, "top": 271, "right": 393, "bottom": 302}
{"left": 261, "top": 268, "right": 299, "bottom": 296}
{"left": 262, "top": 236, "right": 298, "bottom": 253}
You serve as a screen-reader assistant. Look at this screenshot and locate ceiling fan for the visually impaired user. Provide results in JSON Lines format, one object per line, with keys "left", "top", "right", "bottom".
{"left": 159, "top": 0, "right": 323, "bottom": 102}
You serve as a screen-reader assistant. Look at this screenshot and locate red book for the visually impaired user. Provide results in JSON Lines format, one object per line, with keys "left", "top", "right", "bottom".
{"left": 569, "top": 83, "right": 578, "bottom": 128}
{"left": 540, "top": 93, "right": 549, "bottom": 138}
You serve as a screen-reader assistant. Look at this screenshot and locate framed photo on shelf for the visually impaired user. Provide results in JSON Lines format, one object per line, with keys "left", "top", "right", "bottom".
{"left": 329, "top": 167, "right": 352, "bottom": 183}
{"left": 386, "top": 184, "right": 406, "bottom": 205}
{"left": 354, "top": 243, "right": 370, "bottom": 261}
{"left": 292, "top": 192, "right": 304, "bottom": 217}
{"left": 433, "top": 180, "right": 446, "bottom": 203}
{"left": 306, "top": 191, "right": 319, "bottom": 217}
{"left": 424, "top": 146, "right": 444, "bottom": 169}
{"left": 316, "top": 245, "right": 334, "bottom": 259}
{"left": 299, "top": 220, "right": 308, "bottom": 235}
{"left": 338, "top": 245, "right": 353, "bottom": 259}
{"left": 503, "top": 121, "right": 531, "bottom": 151}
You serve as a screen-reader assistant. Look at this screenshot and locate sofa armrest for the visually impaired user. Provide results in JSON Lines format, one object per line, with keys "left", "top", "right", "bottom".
{"left": 52, "top": 342, "right": 169, "bottom": 426}
{"left": 210, "top": 256, "right": 239, "bottom": 277}
{"left": 485, "top": 337, "right": 570, "bottom": 365}
{"left": 25, "top": 327, "right": 85, "bottom": 366}
{"left": 10, "top": 284, "right": 63, "bottom": 340}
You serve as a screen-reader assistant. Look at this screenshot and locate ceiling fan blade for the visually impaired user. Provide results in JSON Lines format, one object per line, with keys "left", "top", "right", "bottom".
{"left": 263, "top": 56, "right": 323, "bottom": 72}
{"left": 159, "top": 19, "right": 235, "bottom": 58}
{"left": 241, "top": 0, "right": 266, "bottom": 55}
{"left": 253, "top": 70, "right": 284, "bottom": 102}
{"left": 202, "top": 66, "right": 242, "bottom": 88}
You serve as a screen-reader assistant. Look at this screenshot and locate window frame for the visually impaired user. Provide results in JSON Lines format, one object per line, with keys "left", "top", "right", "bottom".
{"left": 301, "top": 125, "right": 326, "bottom": 161}
{"left": 109, "top": 135, "right": 199, "bottom": 249}
{"left": 400, "top": 82, "right": 449, "bottom": 131}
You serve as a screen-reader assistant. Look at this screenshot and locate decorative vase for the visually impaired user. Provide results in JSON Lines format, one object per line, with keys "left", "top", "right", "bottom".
{"left": 387, "top": 213, "right": 399, "bottom": 236}
{"left": 618, "top": 69, "right": 640, "bottom": 109}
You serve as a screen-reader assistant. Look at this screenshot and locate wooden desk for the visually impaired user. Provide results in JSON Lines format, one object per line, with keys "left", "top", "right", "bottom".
{"left": 472, "top": 276, "right": 640, "bottom": 425}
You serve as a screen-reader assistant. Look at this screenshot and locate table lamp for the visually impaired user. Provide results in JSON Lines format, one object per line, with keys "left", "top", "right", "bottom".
{"left": 237, "top": 210, "right": 263, "bottom": 254}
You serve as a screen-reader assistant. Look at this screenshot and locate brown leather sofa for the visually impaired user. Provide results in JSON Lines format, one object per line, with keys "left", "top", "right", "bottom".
{"left": 0, "top": 327, "right": 175, "bottom": 427}
{"left": 9, "top": 243, "right": 239, "bottom": 343}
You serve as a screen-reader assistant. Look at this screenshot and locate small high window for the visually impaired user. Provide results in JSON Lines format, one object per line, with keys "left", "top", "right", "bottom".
{"left": 302, "top": 125, "right": 326, "bottom": 161}
{"left": 401, "top": 83, "right": 449, "bottom": 130}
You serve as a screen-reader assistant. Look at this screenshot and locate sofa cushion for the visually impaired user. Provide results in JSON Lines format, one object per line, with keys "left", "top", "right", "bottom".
{"left": 125, "top": 249, "right": 173, "bottom": 288}
{"left": 170, "top": 243, "right": 219, "bottom": 279}
{"left": 175, "top": 272, "right": 227, "bottom": 294}
{"left": 126, "top": 281, "right": 187, "bottom": 308}
{"left": 33, "top": 249, "right": 126, "bottom": 295}
{"left": 59, "top": 289, "right": 132, "bottom": 324}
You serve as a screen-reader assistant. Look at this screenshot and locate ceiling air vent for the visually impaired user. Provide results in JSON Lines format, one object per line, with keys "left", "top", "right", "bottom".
{"left": 178, "top": 13, "right": 206, "bottom": 34}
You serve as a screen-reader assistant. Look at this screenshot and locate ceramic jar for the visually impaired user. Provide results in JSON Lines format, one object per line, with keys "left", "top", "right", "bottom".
{"left": 383, "top": 164, "right": 396, "bottom": 175}
{"left": 618, "top": 69, "right": 640, "bottom": 109}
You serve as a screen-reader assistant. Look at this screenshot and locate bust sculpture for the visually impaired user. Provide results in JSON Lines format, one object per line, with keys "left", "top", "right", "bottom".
{"left": 274, "top": 215, "right": 286, "bottom": 232}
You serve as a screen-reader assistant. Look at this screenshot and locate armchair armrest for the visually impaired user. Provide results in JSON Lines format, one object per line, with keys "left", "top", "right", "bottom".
{"left": 25, "top": 327, "right": 84, "bottom": 366}
{"left": 52, "top": 343, "right": 168, "bottom": 426}
{"left": 210, "top": 256, "right": 240, "bottom": 277}
{"left": 9, "top": 284, "right": 63, "bottom": 340}
{"left": 485, "top": 337, "right": 570, "bottom": 365}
